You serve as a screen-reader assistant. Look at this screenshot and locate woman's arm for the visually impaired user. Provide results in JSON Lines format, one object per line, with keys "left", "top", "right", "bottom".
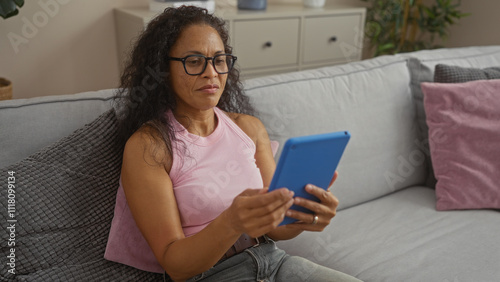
{"left": 121, "top": 128, "right": 294, "bottom": 281}
{"left": 232, "top": 114, "right": 340, "bottom": 240}
{"left": 231, "top": 114, "right": 304, "bottom": 241}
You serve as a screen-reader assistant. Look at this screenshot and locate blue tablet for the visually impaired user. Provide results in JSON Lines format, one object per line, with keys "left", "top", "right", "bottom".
{"left": 269, "top": 131, "right": 351, "bottom": 226}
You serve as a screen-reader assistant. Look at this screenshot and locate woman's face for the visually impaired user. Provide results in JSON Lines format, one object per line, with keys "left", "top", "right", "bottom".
{"left": 169, "top": 24, "right": 228, "bottom": 113}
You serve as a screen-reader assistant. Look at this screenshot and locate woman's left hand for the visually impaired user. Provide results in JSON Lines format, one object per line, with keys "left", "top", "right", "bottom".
{"left": 285, "top": 172, "right": 339, "bottom": 232}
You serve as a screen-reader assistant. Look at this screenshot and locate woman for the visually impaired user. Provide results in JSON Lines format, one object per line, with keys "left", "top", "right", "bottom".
{"left": 107, "top": 5, "right": 361, "bottom": 282}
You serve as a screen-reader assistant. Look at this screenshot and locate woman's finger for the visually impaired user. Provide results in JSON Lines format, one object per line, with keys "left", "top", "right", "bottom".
{"left": 227, "top": 188, "right": 294, "bottom": 233}
{"left": 328, "top": 171, "right": 339, "bottom": 188}
{"left": 304, "top": 184, "right": 339, "bottom": 207}
{"left": 284, "top": 210, "right": 326, "bottom": 231}
{"left": 245, "top": 193, "right": 295, "bottom": 219}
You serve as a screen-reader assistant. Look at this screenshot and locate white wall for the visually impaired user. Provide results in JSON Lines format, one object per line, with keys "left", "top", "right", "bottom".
{"left": 1, "top": 0, "right": 499, "bottom": 99}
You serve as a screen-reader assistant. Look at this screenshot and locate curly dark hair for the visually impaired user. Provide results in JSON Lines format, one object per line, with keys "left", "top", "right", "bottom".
{"left": 114, "top": 6, "right": 254, "bottom": 164}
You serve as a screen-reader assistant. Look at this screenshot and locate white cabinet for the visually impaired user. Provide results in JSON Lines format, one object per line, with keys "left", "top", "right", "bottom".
{"left": 114, "top": 4, "right": 365, "bottom": 78}
{"left": 303, "top": 14, "right": 363, "bottom": 64}
{"left": 233, "top": 18, "right": 300, "bottom": 70}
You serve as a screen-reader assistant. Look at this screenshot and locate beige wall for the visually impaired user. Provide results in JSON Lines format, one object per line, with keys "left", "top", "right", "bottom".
{"left": 0, "top": 0, "right": 148, "bottom": 99}
{"left": 1, "top": 0, "right": 499, "bottom": 99}
{"left": 443, "top": 0, "right": 500, "bottom": 47}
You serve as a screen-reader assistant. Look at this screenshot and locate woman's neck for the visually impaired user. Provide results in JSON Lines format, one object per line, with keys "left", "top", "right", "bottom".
{"left": 173, "top": 107, "right": 218, "bottom": 137}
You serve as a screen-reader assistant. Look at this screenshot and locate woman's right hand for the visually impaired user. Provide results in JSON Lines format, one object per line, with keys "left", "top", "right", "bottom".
{"left": 222, "top": 188, "right": 294, "bottom": 238}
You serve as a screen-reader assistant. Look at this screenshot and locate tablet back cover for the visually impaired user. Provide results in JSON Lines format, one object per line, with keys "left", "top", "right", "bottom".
{"left": 269, "top": 131, "right": 350, "bottom": 225}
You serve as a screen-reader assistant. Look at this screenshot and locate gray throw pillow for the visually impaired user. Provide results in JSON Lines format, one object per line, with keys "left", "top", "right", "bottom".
{"left": 0, "top": 109, "right": 162, "bottom": 281}
{"left": 407, "top": 58, "right": 436, "bottom": 187}
{"left": 434, "top": 64, "right": 500, "bottom": 83}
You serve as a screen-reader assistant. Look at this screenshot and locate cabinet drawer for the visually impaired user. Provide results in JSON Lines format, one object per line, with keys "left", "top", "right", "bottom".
{"left": 233, "top": 18, "right": 300, "bottom": 70}
{"left": 303, "top": 14, "right": 362, "bottom": 64}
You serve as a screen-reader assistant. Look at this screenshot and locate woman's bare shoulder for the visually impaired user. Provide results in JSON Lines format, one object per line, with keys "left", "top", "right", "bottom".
{"left": 224, "top": 112, "right": 268, "bottom": 144}
{"left": 123, "top": 124, "right": 171, "bottom": 169}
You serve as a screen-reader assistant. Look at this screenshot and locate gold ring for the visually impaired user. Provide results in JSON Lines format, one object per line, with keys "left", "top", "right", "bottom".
{"left": 312, "top": 214, "right": 319, "bottom": 225}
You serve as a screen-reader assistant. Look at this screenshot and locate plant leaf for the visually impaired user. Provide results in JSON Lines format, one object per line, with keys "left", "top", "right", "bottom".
{"left": 361, "top": 0, "right": 469, "bottom": 57}
{"left": 13, "top": 0, "right": 25, "bottom": 8}
{"left": 0, "top": 1, "right": 15, "bottom": 19}
{"left": 0, "top": 0, "right": 24, "bottom": 19}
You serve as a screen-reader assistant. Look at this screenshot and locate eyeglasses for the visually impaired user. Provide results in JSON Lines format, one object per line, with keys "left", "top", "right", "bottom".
{"left": 167, "top": 54, "right": 237, "bottom": 76}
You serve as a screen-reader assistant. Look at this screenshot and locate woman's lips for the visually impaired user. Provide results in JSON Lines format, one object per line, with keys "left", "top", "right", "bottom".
{"left": 198, "top": 84, "right": 219, "bottom": 94}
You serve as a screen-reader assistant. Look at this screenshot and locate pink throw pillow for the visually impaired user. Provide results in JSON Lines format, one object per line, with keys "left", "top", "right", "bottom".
{"left": 421, "top": 79, "right": 500, "bottom": 210}
{"left": 270, "top": 140, "right": 280, "bottom": 157}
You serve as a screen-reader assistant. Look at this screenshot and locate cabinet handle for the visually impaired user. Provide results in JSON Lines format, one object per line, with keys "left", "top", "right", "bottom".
{"left": 264, "top": 41, "right": 273, "bottom": 48}
{"left": 329, "top": 36, "right": 337, "bottom": 42}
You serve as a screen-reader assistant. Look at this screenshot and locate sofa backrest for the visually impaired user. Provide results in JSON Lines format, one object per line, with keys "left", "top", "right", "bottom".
{"left": 0, "top": 89, "right": 116, "bottom": 169}
{"left": 245, "top": 55, "right": 427, "bottom": 210}
{"left": 4, "top": 46, "right": 498, "bottom": 210}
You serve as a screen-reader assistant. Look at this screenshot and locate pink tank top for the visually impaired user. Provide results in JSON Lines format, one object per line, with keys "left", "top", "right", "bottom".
{"left": 168, "top": 107, "right": 264, "bottom": 236}
{"left": 104, "top": 107, "right": 263, "bottom": 273}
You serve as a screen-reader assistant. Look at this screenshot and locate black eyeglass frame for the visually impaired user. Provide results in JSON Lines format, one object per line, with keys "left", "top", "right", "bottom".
{"left": 167, "top": 54, "right": 237, "bottom": 76}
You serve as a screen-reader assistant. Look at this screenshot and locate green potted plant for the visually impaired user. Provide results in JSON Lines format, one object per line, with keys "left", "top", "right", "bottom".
{"left": 0, "top": 0, "right": 24, "bottom": 19}
{"left": 0, "top": 0, "right": 24, "bottom": 100}
{"left": 361, "top": 0, "right": 469, "bottom": 57}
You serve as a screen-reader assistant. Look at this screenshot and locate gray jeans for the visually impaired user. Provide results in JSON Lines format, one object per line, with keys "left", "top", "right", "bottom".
{"left": 165, "top": 239, "right": 362, "bottom": 282}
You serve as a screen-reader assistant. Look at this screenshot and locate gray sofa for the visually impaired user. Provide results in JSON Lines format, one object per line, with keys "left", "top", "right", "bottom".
{"left": 1, "top": 46, "right": 499, "bottom": 281}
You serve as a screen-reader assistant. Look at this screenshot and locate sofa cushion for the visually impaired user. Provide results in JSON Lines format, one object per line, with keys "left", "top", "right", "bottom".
{"left": 0, "top": 109, "right": 162, "bottom": 281}
{"left": 245, "top": 55, "right": 426, "bottom": 210}
{"left": 277, "top": 186, "right": 500, "bottom": 281}
{"left": 405, "top": 46, "right": 500, "bottom": 187}
{"left": 434, "top": 64, "right": 500, "bottom": 83}
{"left": 421, "top": 79, "right": 500, "bottom": 210}
{"left": 0, "top": 89, "right": 116, "bottom": 170}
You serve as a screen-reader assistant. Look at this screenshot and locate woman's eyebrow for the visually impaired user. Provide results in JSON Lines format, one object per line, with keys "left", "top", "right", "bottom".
{"left": 181, "top": 50, "right": 225, "bottom": 56}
